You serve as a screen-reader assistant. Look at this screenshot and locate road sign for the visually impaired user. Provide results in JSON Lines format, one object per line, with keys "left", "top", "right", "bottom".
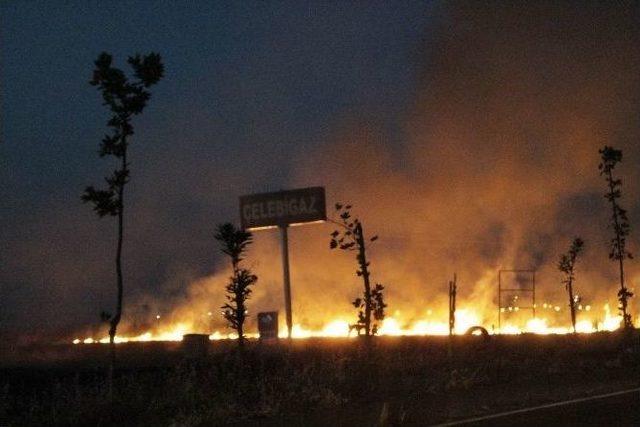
{"left": 239, "top": 187, "right": 326, "bottom": 339}
{"left": 240, "top": 186, "right": 326, "bottom": 230}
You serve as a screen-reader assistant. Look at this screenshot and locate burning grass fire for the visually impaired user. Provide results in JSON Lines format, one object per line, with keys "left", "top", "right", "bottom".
{"left": 71, "top": 301, "right": 631, "bottom": 344}
{"left": 69, "top": 190, "right": 640, "bottom": 347}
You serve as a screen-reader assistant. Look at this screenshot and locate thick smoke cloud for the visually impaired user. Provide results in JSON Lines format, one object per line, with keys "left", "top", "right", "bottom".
{"left": 163, "top": 2, "right": 640, "bottom": 335}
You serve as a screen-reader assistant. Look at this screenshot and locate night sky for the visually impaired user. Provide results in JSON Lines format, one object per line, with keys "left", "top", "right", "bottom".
{"left": 2, "top": 2, "right": 639, "bottom": 341}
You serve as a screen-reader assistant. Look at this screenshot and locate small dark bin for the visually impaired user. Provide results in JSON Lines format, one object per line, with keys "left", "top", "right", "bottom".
{"left": 258, "top": 312, "right": 279, "bottom": 339}
{"left": 182, "top": 333, "right": 210, "bottom": 359}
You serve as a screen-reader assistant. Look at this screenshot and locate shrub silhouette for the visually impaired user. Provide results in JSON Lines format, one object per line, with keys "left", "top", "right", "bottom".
{"left": 214, "top": 223, "right": 257, "bottom": 347}
{"left": 329, "top": 203, "right": 387, "bottom": 337}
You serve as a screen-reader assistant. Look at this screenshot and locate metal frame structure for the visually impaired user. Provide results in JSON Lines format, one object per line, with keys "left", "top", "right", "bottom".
{"left": 498, "top": 269, "right": 536, "bottom": 333}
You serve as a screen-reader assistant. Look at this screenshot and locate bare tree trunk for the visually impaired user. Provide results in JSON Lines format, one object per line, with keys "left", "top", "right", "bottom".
{"left": 237, "top": 323, "right": 244, "bottom": 348}
{"left": 237, "top": 291, "right": 245, "bottom": 348}
{"left": 567, "top": 278, "right": 576, "bottom": 333}
{"left": 448, "top": 274, "right": 456, "bottom": 358}
{"left": 449, "top": 274, "right": 456, "bottom": 336}
{"left": 356, "top": 223, "right": 372, "bottom": 337}
{"left": 607, "top": 169, "right": 630, "bottom": 328}
{"left": 108, "top": 145, "right": 126, "bottom": 400}
{"left": 230, "top": 260, "right": 245, "bottom": 348}
{"left": 616, "top": 251, "right": 629, "bottom": 328}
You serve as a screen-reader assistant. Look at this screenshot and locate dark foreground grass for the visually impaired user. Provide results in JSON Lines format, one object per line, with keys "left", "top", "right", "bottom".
{"left": 1, "top": 332, "right": 639, "bottom": 426}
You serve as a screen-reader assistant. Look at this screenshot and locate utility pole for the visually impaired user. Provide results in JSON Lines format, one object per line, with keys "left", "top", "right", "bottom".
{"left": 449, "top": 273, "right": 457, "bottom": 336}
{"left": 448, "top": 273, "right": 457, "bottom": 359}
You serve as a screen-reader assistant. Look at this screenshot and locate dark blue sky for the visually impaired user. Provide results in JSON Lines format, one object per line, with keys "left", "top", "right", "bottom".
{"left": 1, "top": 1, "right": 442, "bottom": 338}
{"left": 2, "top": 1, "right": 434, "bottom": 200}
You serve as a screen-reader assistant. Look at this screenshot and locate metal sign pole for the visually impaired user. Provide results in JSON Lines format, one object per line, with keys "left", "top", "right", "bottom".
{"left": 240, "top": 187, "right": 326, "bottom": 340}
{"left": 279, "top": 225, "right": 293, "bottom": 339}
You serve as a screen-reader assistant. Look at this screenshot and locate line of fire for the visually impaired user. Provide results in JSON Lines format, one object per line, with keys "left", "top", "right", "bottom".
{"left": 71, "top": 184, "right": 637, "bottom": 346}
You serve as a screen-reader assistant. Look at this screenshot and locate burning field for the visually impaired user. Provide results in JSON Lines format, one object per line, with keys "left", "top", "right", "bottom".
{"left": 0, "top": 1, "right": 637, "bottom": 349}
{"left": 61, "top": 2, "right": 640, "bottom": 347}
{"left": 3, "top": 2, "right": 640, "bottom": 425}
{"left": 70, "top": 298, "right": 633, "bottom": 345}
{"left": 61, "top": 4, "right": 640, "bottom": 342}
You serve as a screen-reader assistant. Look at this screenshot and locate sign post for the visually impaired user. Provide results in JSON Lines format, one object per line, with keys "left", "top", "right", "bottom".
{"left": 279, "top": 225, "right": 292, "bottom": 338}
{"left": 240, "top": 187, "right": 326, "bottom": 339}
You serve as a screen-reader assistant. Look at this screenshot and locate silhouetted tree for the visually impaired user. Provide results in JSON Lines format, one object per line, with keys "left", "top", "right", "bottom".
{"left": 329, "top": 203, "right": 387, "bottom": 337}
{"left": 82, "top": 52, "right": 163, "bottom": 389}
{"left": 558, "top": 237, "right": 584, "bottom": 333}
{"left": 599, "top": 146, "right": 634, "bottom": 329}
{"left": 214, "top": 223, "right": 257, "bottom": 347}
